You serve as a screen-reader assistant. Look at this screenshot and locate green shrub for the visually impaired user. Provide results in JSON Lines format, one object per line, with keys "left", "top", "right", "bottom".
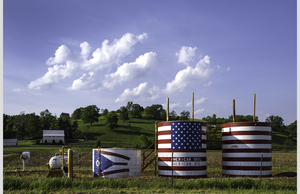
{"left": 44, "top": 140, "right": 47, "bottom": 145}
{"left": 59, "top": 140, "right": 63, "bottom": 145}
{"left": 95, "top": 138, "right": 101, "bottom": 147}
{"left": 52, "top": 139, "right": 56, "bottom": 145}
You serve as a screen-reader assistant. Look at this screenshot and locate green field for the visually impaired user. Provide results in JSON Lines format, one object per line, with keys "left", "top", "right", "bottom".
{"left": 3, "top": 118, "right": 297, "bottom": 193}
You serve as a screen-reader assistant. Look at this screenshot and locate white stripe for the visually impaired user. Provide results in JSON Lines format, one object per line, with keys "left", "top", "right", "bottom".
{"left": 159, "top": 170, "right": 207, "bottom": 176}
{"left": 158, "top": 144, "right": 171, "bottom": 148}
{"left": 222, "top": 144, "right": 272, "bottom": 149}
{"left": 158, "top": 143, "right": 207, "bottom": 149}
{"left": 158, "top": 135, "right": 171, "bottom": 140}
{"left": 222, "top": 153, "right": 272, "bottom": 158}
{"left": 202, "top": 135, "right": 207, "bottom": 139}
{"left": 159, "top": 161, "right": 207, "bottom": 167}
{"left": 158, "top": 152, "right": 206, "bottom": 158}
{"left": 223, "top": 170, "right": 272, "bottom": 176}
{"left": 222, "top": 135, "right": 271, "bottom": 141}
{"left": 222, "top": 126, "right": 271, "bottom": 132}
{"left": 158, "top": 126, "right": 171, "bottom": 132}
{"left": 222, "top": 161, "right": 272, "bottom": 166}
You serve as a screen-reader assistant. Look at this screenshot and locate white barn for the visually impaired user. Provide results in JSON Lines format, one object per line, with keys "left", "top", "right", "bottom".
{"left": 3, "top": 139, "right": 18, "bottom": 146}
{"left": 43, "top": 130, "right": 65, "bottom": 143}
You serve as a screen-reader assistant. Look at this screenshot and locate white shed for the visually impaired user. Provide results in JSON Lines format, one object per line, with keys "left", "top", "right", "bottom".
{"left": 3, "top": 139, "right": 18, "bottom": 146}
{"left": 43, "top": 130, "right": 65, "bottom": 143}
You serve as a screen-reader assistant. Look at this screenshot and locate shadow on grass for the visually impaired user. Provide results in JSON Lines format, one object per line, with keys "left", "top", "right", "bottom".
{"left": 273, "top": 172, "right": 297, "bottom": 177}
{"left": 114, "top": 128, "right": 153, "bottom": 137}
{"left": 86, "top": 132, "right": 104, "bottom": 140}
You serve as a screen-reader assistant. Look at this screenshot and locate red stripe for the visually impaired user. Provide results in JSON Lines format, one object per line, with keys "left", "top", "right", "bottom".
{"left": 158, "top": 121, "right": 206, "bottom": 127}
{"left": 159, "top": 174, "right": 207, "bottom": 178}
{"left": 158, "top": 148, "right": 206, "bottom": 152}
{"left": 158, "top": 130, "right": 171, "bottom": 135}
{"left": 101, "top": 168, "right": 129, "bottom": 176}
{"left": 222, "top": 131, "right": 271, "bottom": 136}
{"left": 158, "top": 139, "right": 207, "bottom": 144}
{"left": 99, "top": 150, "right": 131, "bottom": 161}
{"left": 222, "top": 157, "right": 272, "bottom": 162}
{"left": 222, "top": 149, "right": 271, "bottom": 153}
{"left": 222, "top": 166, "right": 272, "bottom": 170}
{"left": 158, "top": 122, "right": 172, "bottom": 127}
{"left": 222, "top": 140, "right": 272, "bottom": 144}
{"left": 158, "top": 139, "right": 171, "bottom": 144}
{"left": 222, "top": 122, "right": 271, "bottom": 128}
{"left": 158, "top": 157, "right": 206, "bottom": 162}
{"left": 159, "top": 166, "right": 207, "bottom": 171}
{"left": 222, "top": 174, "right": 272, "bottom": 178}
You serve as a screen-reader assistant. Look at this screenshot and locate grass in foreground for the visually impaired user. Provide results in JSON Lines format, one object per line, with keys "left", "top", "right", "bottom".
{"left": 3, "top": 176, "right": 296, "bottom": 193}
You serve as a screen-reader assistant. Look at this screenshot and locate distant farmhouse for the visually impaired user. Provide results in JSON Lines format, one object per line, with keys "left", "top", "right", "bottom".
{"left": 3, "top": 139, "right": 18, "bottom": 146}
{"left": 43, "top": 130, "right": 65, "bottom": 143}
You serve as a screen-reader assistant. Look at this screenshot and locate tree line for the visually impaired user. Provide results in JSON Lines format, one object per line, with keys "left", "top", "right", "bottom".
{"left": 3, "top": 102, "right": 297, "bottom": 140}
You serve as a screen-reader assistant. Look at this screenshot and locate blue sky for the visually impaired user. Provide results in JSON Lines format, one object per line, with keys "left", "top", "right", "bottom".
{"left": 3, "top": 0, "right": 297, "bottom": 125}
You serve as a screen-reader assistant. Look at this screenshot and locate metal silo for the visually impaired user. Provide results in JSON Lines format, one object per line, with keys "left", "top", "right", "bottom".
{"left": 222, "top": 122, "right": 272, "bottom": 177}
{"left": 93, "top": 148, "right": 141, "bottom": 178}
{"left": 158, "top": 121, "right": 207, "bottom": 178}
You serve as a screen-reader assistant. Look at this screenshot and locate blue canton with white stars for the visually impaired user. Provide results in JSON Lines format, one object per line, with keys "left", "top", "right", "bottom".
{"left": 171, "top": 122, "right": 202, "bottom": 150}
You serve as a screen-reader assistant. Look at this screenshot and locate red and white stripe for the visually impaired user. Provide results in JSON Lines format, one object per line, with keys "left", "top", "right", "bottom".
{"left": 222, "top": 122, "right": 272, "bottom": 177}
{"left": 158, "top": 121, "right": 207, "bottom": 178}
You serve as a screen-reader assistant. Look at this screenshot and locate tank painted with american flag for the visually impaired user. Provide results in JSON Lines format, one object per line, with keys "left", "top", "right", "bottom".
{"left": 93, "top": 148, "right": 141, "bottom": 178}
{"left": 222, "top": 122, "right": 272, "bottom": 177}
{"left": 158, "top": 121, "right": 207, "bottom": 178}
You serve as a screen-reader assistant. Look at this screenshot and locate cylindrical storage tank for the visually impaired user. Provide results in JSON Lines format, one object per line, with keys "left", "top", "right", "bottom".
{"left": 158, "top": 121, "right": 207, "bottom": 178}
{"left": 49, "top": 155, "right": 68, "bottom": 169}
{"left": 222, "top": 122, "right": 272, "bottom": 177}
{"left": 93, "top": 148, "right": 141, "bottom": 178}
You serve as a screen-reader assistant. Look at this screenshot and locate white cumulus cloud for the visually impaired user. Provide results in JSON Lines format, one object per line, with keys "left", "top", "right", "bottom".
{"left": 186, "top": 97, "right": 208, "bottom": 107}
{"left": 68, "top": 72, "right": 101, "bottom": 91}
{"left": 204, "top": 81, "right": 212, "bottom": 87}
{"left": 28, "top": 61, "right": 78, "bottom": 90}
{"left": 28, "top": 33, "right": 148, "bottom": 90}
{"left": 195, "top": 108, "right": 205, "bottom": 115}
{"left": 163, "top": 55, "right": 213, "bottom": 94}
{"left": 176, "top": 46, "right": 197, "bottom": 65}
{"left": 82, "top": 33, "right": 148, "bottom": 71}
{"left": 103, "top": 52, "right": 158, "bottom": 89}
{"left": 115, "top": 82, "right": 160, "bottom": 102}
{"left": 162, "top": 103, "right": 181, "bottom": 109}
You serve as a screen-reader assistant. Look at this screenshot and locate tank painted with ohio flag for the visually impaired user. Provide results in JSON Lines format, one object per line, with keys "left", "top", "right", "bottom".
{"left": 158, "top": 121, "right": 207, "bottom": 178}
{"left": 93, "top": 148, "right": 141, "bottom": 178}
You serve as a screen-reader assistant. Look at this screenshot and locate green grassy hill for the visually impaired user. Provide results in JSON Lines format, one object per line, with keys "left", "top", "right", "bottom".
{"left": 77, "top": 117, "right": 296, "bottom": 152}
{"left": 77, "top": 116, "right": 158, "bottom": 149}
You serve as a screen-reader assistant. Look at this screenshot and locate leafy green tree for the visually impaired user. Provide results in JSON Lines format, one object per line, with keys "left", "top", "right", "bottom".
{"left": 179, "top": 110, "right": 190, "bottom": 120}
{"left": 131, "top": 104, "right": 144, "bottom": 118}
{"left": 286, "top": 120, "right": 297, "bottom": 137}
{"left": 169, "top": 110, "right": 178, "bottom": 120}
{"left": 3, "top": 114, "right": 16, "bottom": 138}
{"left": 58, "top": 113, "right": 77, "bottom": 139}
{"left": 143, "top": 104, "right": 165, "bottom": 120}
{"left": 105, "top": 112, "right": 119, "bottom": 131}
{"left": 102, "top": 109, "right": 109, "bottom": 117}
{"left": 81, "top": 105, "right": 100, "bottom": 126}
{"left": 71, "top": 107, "right": 83, "bottom": 120}
{"left": 40, "top": 109, "right": 57, "bottom": 130}
{"left": 25, "top": 113, "right": 41, "bottom": 139}
{"left": 15, "top": 111, "right": 26, "bottom": 138}
{"left": 265, "top": 115, "right": 285, "bottom": 132}
{"left": 126, "top": 102, "right": 133, "bottom": 129}
{"left": 119, "top": 106, "right": 129, "bottom": 122}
